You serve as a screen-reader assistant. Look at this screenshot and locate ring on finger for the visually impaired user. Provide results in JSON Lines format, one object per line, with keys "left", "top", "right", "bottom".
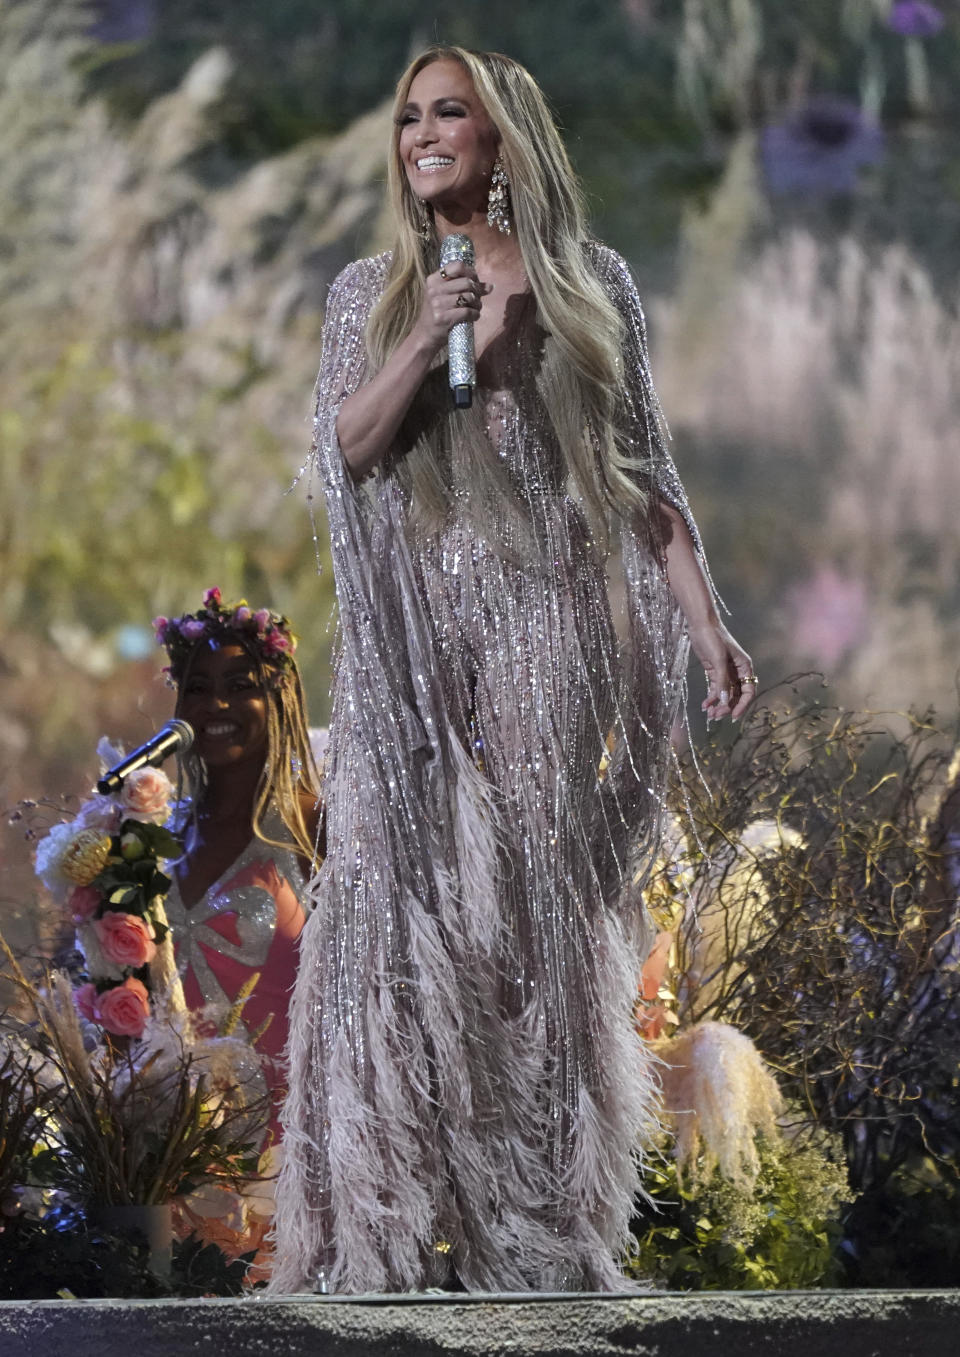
{"left": 455, "top": 293, "right": 470, "bottom": 308}
{"left": 742, "top": 675, "right": 759, "bottom": 685}
{"left": 440, "top": 266, "right": 449, "bottom": 280}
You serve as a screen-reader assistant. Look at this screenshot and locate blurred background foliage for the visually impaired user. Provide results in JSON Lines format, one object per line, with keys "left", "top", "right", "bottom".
{"left": 4, "top": 0, "right": 960, "bottom": 961}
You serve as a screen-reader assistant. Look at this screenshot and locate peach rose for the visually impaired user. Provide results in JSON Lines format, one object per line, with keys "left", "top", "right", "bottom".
{"left": 73, "top": 982, "right": 98, "bottom": 1021}
{"left": 68, "top": 884, "right": 101, "bottom": 924}
{"left": 119, "top": 766, "right": 172, "bottom": 822}
{"left": 95, "top": 977, "right": 150, "bottom": 1038}
{"left": 94, "top": 911, "right": 157, "bottom": 969}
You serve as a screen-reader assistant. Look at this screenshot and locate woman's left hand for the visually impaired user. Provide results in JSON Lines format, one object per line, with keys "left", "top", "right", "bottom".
{"left": 688, "top": 620, "right": 758, "bottom": 722}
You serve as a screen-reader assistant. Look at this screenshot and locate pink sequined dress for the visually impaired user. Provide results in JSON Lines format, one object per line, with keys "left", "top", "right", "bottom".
{"left": 164, "top": 809, "right": 308, "bottom": 1142}
{"left": 272, "top": 243, "right": 714, "bottom": 1293}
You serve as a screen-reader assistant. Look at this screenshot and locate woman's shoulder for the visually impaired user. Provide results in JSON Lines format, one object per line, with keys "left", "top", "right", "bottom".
{"left": 581, "top": 239, "right": 635, "bottom": 292}
{"left": 327, "top": 251, "right": 393, "bottom": 305}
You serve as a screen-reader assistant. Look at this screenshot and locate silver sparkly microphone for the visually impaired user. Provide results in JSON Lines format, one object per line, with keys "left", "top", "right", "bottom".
{"left": 440, "top": 233, "right": 475, "bottom": 409}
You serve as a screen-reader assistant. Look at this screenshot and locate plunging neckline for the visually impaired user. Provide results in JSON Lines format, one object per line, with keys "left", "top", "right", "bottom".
{"left": 170, "top": 806, "right": 256, "bottom": 912}
{"left": 470, "top": 288, "right": 533, "bottom": 378}
{"left": 168, "top": 832, "right": 258, "bottom": 915}
{"left": 166, "top": 802, "right": 301, "bottom": 914}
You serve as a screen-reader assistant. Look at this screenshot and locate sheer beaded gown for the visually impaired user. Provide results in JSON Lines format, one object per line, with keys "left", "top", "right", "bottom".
{"left": 271, "top": 242, "right": 713, "bottom": 1293}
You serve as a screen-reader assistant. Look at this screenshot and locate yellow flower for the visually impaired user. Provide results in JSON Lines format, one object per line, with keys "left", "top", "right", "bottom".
{"left": 61, "top": 831, "right": 112, "bottom": 886}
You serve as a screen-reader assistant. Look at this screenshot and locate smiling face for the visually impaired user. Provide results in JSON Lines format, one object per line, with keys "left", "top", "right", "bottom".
{"left": 175, "top": 641, "right": 269, "bottom": 771}
{"left": 397, "top": 58, "right": 499, "bottom": 216}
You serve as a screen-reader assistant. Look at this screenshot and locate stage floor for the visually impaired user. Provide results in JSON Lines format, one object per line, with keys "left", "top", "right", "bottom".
{"left": 1, "top": 1289, "right": 959, "bottom": 1357}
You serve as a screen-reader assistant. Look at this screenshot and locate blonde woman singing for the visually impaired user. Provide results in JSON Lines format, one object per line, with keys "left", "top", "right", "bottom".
{"left": 273, "top": 45, "right": 755, "bottom": 1294}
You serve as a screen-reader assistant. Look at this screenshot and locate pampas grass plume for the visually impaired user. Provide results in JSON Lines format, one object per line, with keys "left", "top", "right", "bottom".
{"left": 652, "top": 1020, "right": 783, "bottom": 1189}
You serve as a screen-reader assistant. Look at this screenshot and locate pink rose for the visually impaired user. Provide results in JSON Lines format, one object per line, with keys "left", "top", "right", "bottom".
{"left": 180, "top": 618, "right": 207, "bottom": 640}
{"left": 119, "top": 766, "right": 172, "bottom": 822}
{"left": 95, "top": 977, "right": 150, "bottom": 1038}
{"left": 202, "top": 587, "right": 222, "bottom": 607}
{"left": 94, "top": 912, "right": 157, "bottom": 969}
{"left": 253, "top": 609, "right": 271, "bottom": 631}
{"left": 263, "top": 630, "right": 290, "bottom": 655}
{"left": 73, "top": 982, "right": 98, "bottom": 1021}
{"left": 152, "top": 616, "right": 169, "bottom": 642}
{"left": 68, "top": 884, "right": 101, "bottom": 924}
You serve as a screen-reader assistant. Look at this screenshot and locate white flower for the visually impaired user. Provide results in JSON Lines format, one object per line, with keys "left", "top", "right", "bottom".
{"left": 34, "top": 822, "right": 80, "bottom": 902}
{"left": 72, "top": 795, "right": 123, "bottom": 835}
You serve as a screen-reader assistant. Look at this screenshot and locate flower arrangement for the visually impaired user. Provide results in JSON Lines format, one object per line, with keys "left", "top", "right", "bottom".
{"left": 153, "top": 586, "right": 298, "bottom": 685}
{"left": 627, "top": 1125, "right": 851, "bottom": 1291}
{"left": 633, "top": 729, "right": 836, "bottom": 1281}
{"left": 31, "top": 749, "right": 181, "bottom": 1038}
{"left": 0, "top": 940, "right": 270, "bottom": 1220}
{"left": 635, "top": 813, "right": 850, "bottom": 1288}
{"left": 1, "top": 734, "right": 278, "bottom": 1289}
{"left": 630, "top": 683, "right": 960, "bottom": 1286}
{"left": 29, "top": 743, "right": 184, "bottom": 1036}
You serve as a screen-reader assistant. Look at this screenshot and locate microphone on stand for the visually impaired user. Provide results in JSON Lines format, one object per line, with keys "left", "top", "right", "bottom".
{"left": 440, "top": 233, "right": 476, "bottom": 409}
{"left": 96, "top": 720, "right": 194, "bottom": 796}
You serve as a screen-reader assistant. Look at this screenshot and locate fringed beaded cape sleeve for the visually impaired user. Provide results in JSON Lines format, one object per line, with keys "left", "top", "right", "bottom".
{"left": 270, "top": 242, "right": 709, "bottom": 1294}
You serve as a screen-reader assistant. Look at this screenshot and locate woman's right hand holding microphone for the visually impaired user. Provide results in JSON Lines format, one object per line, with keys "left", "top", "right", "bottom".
{"left": 336, "top": 257, "right": 489, "bottom": 478}
{"left": 412, "top": 256, "right": 490, "bottom": 353}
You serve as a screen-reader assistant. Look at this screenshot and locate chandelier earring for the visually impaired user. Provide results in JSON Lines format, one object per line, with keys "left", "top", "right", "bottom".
{"left": 413, "top": 194, "right": 433, "bottom": 240}
{"left": 487, "top": 154, "right": 512, "bottom": 235}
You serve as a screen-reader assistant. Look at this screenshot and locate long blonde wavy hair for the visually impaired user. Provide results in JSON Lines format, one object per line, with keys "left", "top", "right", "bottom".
{"left": 367, "top": 45, "right": 649, "bottom": 544}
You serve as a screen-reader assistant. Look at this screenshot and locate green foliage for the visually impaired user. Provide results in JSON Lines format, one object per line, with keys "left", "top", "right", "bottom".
{"left": 840, "top": 1155, "right": 960, "bottom": 1289}
{"left": 0, "top": 1213, "right": 256, "bottom": 1298}
{"left": 3, "top": 339, "right": 242, "bottom": 633}
{"left": 628, "top": 1131, "right": 851, "bottom": 1290}
{"left": 86, "top": 0, "right": 960, "bottom": 145}
{"left": 661, "top": 691, "right": 960, "bottom": 1193}
{"left": 91, "top": 819, "right": 178, "bottom": 922}
{"left": 0, "top": 1211, "right": 163, "bottom": 1299}
{"left": 0, "top": 0, "right": 97, "bottom": 312}
{"left": 171, "top": 1231, "right": 259, "bottom": 1297}
{"left": 0, "top": 322, "right": 334, "bottom": 731}
{"left": 0, "top": 1049, "right": 41, "bottom": 1206}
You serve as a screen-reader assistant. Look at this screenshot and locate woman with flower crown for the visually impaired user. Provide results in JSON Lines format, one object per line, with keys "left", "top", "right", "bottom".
{"left": 272, "top": 46, "right": 756, "bottom": 1294}
{"left": 153, "top": 589, "right": 322, "bottom": 1260}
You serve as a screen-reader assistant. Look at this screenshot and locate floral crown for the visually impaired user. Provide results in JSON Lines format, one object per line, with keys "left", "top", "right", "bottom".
{"left": 153, "top": 587, "right": 298, "bottom": 686}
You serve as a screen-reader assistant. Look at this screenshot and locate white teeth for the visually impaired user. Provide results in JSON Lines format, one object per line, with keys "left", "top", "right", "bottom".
{"left": 417, "top": 156, "right": 454, "bottom": 171}
{"left": 205, "top": 722, "right": 239, "bottom": 737}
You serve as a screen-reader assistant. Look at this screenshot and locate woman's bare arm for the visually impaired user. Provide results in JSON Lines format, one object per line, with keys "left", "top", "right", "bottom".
{"left": 336, "top": 258, "right": 487, "bottom": 479}
{"left": 657, "top": 500, "right": 755, "bottom": 721}
{"left": 336, "top": 327, "right": 440, "bottom": 479}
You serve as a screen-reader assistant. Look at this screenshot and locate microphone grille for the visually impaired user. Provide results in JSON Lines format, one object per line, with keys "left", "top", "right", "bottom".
{"left": 440, "top": 233, "right": 475, "bottom": 267}
{"left": 166, "top": 719, "right": 194, "bottom": 753}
